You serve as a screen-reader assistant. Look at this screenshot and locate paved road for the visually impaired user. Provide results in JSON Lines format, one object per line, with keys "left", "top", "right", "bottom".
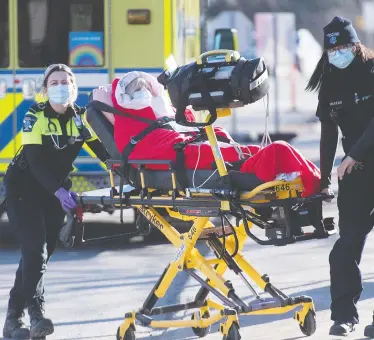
{"left": 3, "top": 200, "right": 374, "bottom": 340}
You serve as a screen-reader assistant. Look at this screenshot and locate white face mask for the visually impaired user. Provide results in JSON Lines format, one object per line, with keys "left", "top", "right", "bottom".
{"left": 328, "top": 50, "right": 356, "bottom": 69}
{"left": 132, "top": 87, "right": 153, "bottom": 100}
{"left": 48, "top": 84, "right": 72, "bottom": 104}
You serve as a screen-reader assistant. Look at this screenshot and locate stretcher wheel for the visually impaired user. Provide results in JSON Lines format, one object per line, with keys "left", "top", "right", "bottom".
{"left": 299, "top": 310, "right": 316, "bottom": 336}
{"left": 116, "top": 326, "right": 135, "bottom": 340}
{"left": 191, "top": 311, "right": 211, "bottom": 337}
{"left": 224, "top": 322, "right": 241, "bottom": 340}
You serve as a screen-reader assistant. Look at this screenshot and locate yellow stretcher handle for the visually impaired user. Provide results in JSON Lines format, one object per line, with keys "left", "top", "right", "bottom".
{"left": 196, "top": 50, "right": 241, "bottom": 65}
{"left": 216, "top": 108, "right": 231, "bottom": 118}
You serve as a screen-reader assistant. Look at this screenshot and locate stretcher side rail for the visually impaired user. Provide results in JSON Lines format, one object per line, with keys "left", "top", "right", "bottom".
{"left": 79, "top": 154, "right": 335, "bottom": 248}
{"left": 77, "top": 175, "right": 334, "bottom": 247}
{"left": 105, "top": 157, "right": 332, "bottom": 208}
{"left": 106, "top": 158, "right": 303, "bottom": 196}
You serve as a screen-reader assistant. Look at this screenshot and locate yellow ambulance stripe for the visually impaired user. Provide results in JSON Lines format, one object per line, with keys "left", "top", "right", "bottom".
{"left": 82, "top": 144, "right": 106, "bottom": 169}
{"left": 0, "top": 132, "right": 21, "bottom": 172}
{"left": 163, "top": 0, "right": 172, "bottom": 69}
{"left": 0, "top": 93, "right": 24, "bottom": 125}
{"left": 0, "top": 94, "right": 25, "bottom": 171}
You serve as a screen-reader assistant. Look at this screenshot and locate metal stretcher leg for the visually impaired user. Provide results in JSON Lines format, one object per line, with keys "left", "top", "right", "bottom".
{"left": 191, "top": 221, "right": 317, "bottom": 337}
{"left": 117, "top": 214, "right": 241, "bottom": 339}
{"left": 116, "top": 209, "right": 317, "bottom": 340}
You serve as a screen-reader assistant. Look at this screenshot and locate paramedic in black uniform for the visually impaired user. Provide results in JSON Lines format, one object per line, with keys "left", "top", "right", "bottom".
{"left": 306, "top": 17, "right": 374, "bottom": 337}
{"left": 2, "top": 64, "right": 110, "bottom": 339}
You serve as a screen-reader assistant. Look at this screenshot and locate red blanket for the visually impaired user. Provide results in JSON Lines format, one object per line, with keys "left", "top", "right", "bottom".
{"left": 111, "top": 77, "right": 321, "bottom": 197}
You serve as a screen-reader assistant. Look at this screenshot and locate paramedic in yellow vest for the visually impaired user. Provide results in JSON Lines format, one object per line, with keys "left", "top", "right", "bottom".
{"left": 2, "top": 64, "right": 110, "bottom": 339}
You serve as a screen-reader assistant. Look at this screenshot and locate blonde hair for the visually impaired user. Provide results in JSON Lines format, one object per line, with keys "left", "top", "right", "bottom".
{"left": 41, "top": 63, "right": 78, "bottom": 106}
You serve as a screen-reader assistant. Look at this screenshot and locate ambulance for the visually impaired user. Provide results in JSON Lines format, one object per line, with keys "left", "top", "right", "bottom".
{"left": 0, "top": 0, "right": 201, "bottom": 205}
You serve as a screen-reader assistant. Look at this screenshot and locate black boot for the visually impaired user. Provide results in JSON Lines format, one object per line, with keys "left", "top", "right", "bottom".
{"left": 364, "top": 323, "right": 374, "bottom": 338}
{"left": 27, "top": 299, "right": 54, "bottom": 339}
{"left": 364, "top": 312, "right": 374, "bottom": 338}
{"left": 329, "top": 320, "right": 355, "bottom": 336}
{"left": 2, "top": 300, "right": 30, "bottom": 339}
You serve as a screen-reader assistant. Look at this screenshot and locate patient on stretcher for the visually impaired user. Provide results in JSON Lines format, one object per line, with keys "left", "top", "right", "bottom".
{"left": 92, "top": 71, "right": 321, "bottom": 197}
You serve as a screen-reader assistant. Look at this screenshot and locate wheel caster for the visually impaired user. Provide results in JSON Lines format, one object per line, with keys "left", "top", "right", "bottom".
{"left": 299, "top": 309, "right": 317, "bottom": 336}
{"left": 223, "top": 322, "right": 241, "bottom": 340}
{"left": 364, "top": 324, "right": 374, "bottom": 337}
{"left": 117, "top": 326, "right": 136, "bottom": 340}
{"left": 191, "top": 311, "right": 211, "bottom": 337}
{"left": 324, "top": 217, "right": 337, "bottom": 236}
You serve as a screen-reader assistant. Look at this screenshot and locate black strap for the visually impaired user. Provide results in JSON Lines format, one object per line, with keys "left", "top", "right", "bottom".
{"left": 88, "top": 99, "right": 174, "bottom": 177}
{"left": 88, "top": 100, "right": 160, "bottom": 125}
{"left": 118, "top": 118, "right": 172, "bottom": 218}
{"left": 119, "top": 174, "right": 125, "bottom": 224}
{"left": 175, "top": 69, "right": 218, "bottom": 127}
{"left": 173, "top": 133, "right": 207, "bottom": 186}
{"left": 230, "top": 58, "right": 247, "bottom": 99}
{"left": 89, "top": 98, "right": 201, "bottom": 190}
{"left": 88, "top": 99, "right": 175, "bottom": 216}
{"left": 120, "top": 117, "right": 173, "bottom": 182}
{"left": 174, "top": 144, "right": 190, "bottom": 189}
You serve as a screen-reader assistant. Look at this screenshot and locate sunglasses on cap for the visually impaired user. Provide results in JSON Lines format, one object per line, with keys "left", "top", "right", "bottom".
{"left": 326, "top": 44, "right": 355, "bottom": 56}
{"left": 44, "top": 63, "right": 72, "bottom": 79}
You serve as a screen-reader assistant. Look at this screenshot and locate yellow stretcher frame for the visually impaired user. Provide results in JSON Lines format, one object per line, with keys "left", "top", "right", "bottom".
{"left": 107, "top": 182, "right": 316, "bottom": 339}
{"left": 113, "top": 205, "right": 315, "bottom": 340}
{"left": 79, "top": 108, "right": 318, "bottom": 340}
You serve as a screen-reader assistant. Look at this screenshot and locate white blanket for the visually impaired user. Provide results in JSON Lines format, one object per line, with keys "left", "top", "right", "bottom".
{"left": 81, "top": 185, "right": 135, "bottom": 197}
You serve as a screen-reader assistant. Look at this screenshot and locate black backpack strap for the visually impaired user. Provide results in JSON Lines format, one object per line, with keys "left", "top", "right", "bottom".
{"left": 175, "top": 69, "right": 219, "bottom": 128}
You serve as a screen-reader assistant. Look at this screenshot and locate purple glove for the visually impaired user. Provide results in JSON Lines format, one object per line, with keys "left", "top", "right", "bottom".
{"left": 55, "top": 188, "right": 78, "bottom": 212}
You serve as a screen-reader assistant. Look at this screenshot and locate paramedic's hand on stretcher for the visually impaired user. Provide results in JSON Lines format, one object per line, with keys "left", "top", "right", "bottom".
{"left": 321, "top": 187, "right": 334, "bottom": 202}
{"left": 337, "top": 156, "right": 357, "bottom": 180}
{"left": 55, "top": 188, "right": 78, "bottom": 212}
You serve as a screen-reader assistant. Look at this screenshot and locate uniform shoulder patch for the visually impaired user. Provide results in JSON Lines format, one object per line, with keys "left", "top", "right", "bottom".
{"left": 22, "top": 113, "right": 38, "bottom": 132}
{"left": 28, "top": 102, "right": 46, "bottom": 114}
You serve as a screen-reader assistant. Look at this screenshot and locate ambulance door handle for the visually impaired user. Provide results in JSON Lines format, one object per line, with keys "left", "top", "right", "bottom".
{"left": 0, "top": 79, "right": 7, "bottom": 99}
{"left": 22, "top": 79, "right": 36, "bottom": 100}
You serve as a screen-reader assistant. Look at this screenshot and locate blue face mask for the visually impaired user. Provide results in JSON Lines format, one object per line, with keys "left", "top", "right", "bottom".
{"left": 48, "top": 84, "right": 72, "bottom": 104}
{"left": 328, "top": 50, "right": 356, "bottom": 69}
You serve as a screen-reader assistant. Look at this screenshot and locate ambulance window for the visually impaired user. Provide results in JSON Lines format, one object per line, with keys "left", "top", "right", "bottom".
{"left": 17, "top": 0, "right": 105, "bottom": 68}
{"left": 0, "top": 0, "right": 9, "bottom": 67}
{"left": 214, "top": 31, "right": 235, "bottom": 51}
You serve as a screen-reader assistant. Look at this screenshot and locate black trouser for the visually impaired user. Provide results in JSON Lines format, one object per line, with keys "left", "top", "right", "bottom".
{"left": 6, "top": 193, "right": 65, "bottom": 309}
{"left": 329, "top": 162, "right": 374, "bottom": 323}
